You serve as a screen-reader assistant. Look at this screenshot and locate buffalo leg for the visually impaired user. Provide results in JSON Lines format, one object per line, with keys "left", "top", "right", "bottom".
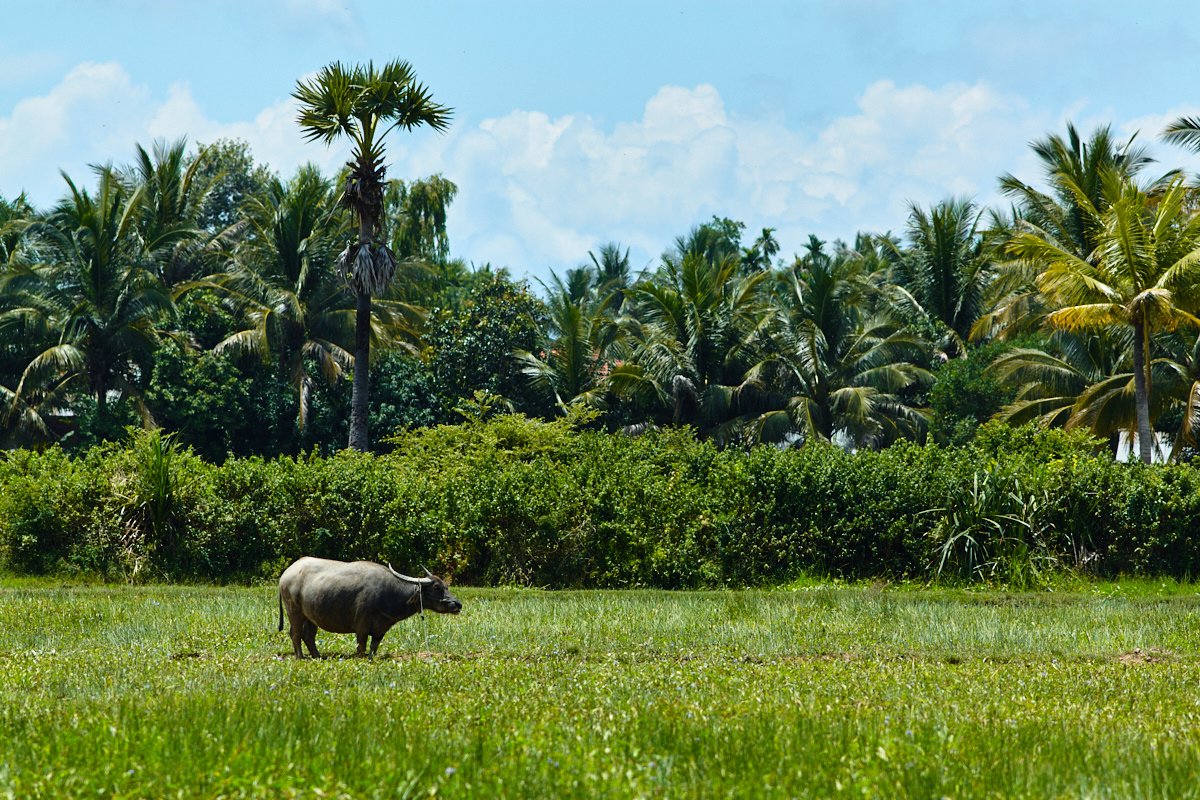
{"left": 288, "top": 617, "right": 304, "bottom": 658}
{"left": 301, "top": 620, "right": 321, "bottom": 658}
{"left": 356, "top": 633, "right": 369, "bottom": 658}
{"left": 369, "top": 635, "right": 382, "bottom": 658}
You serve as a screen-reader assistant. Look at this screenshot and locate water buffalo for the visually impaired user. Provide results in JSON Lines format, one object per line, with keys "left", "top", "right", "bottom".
{"left": 278, "top": 557, "right": 462, "bottom": 658}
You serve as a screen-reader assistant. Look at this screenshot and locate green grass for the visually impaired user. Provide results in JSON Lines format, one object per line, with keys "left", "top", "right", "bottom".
{"left": 2, "top": 582, "right": 1200, "bottom": 798}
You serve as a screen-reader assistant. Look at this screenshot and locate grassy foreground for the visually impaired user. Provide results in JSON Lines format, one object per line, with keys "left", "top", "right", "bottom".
{"left": 1, "top": 581, "right": 1200, "bottom": 798}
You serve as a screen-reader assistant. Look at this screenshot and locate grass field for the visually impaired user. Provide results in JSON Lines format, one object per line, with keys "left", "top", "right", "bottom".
{"left": 2, "top": 580, "right": 1200, "bottom": 798}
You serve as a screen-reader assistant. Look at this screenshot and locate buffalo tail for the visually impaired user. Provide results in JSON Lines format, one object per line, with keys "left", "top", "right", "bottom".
{"left": 278, "top": 591, "right": 284, "bottom": 632}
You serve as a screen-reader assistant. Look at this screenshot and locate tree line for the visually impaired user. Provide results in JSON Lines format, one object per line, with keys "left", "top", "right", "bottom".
{"left": 5, "top": 63, "right": 1200, "bottom": 463}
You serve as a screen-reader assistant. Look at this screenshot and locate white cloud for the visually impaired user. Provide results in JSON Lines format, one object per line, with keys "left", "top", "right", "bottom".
{"left": 1117, "top": 105, "right": 1200, "bottom": 178}
{"left": 0, "top": 62, "right": 350, "bottom": 204}
{"left": 9, "top": 64, "right": 1197, "bottom": 287}
{"left": 397, "top": 79, "right": 1055, "bottom": 278}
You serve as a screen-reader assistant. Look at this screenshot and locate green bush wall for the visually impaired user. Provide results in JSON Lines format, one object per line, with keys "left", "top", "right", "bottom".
{"left": 2, "top": 419, "right": 1198, "bottom": 586}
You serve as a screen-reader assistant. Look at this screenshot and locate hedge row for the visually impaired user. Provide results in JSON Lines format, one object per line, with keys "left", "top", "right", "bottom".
{"left": 2, "top": 417, "right": 1199, "bottom": 587}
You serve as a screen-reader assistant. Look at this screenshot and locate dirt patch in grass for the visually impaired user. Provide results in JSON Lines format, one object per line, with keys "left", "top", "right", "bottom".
{"left": 1116, "top": 648, "right": 1173, "bottom": 665}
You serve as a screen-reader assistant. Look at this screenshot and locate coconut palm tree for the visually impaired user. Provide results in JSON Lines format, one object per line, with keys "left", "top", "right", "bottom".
{"left": 119, "top": 138, "right": 218, "bottom": 288}
{"left": 1162, "top": 116, "right": 1200, "bottom": 154}
{"left": 987, "top": 329, "right": 1129, "bottom": 453}
{"left": 741, "top": 227, "right": 780, "bottom": 273}
{"left": 977, "top": 123, "right": 1160, "bottom": 342}
{"left": 882, "top": 197, "right": 994, "bottom": 357}
{"left": 293, "top": 59, "right": 452, "bottom": 451}
{"left": 0, "top": 193, "right": 34, "bottom": 269}
{"left": 615, "top": 249, "right": 768, "bottom": 431}
{"left": 517, "top": 268, "right": 623, "bottom": 411}
{"left": 742, "top": 248, "right": 932, "bottom": 448}
{"left": 0, "top": 168, "right": 174, "bottom": 433}
{"left": 587, "top": 242, "right": 635, "bottom": 313}
{"left": 201, "top": 166, "right": 360, "bottom": 432}
{"left": 1005, "top": 172, "right": 1200, "bottom": 462}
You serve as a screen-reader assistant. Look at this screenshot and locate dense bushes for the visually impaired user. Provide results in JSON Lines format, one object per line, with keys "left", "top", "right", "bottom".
{"left": 2, "top": 418, "right": 1199, "bottom": 586}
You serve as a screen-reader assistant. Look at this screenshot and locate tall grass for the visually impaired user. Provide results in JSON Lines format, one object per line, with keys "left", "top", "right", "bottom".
{"left": 1, "top": 583, "right": 1199, "bottom": 797}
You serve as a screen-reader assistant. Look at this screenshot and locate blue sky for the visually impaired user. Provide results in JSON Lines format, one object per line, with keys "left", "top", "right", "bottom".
{"left": 3, "top": 0, "right": 1200, "bottom": 284}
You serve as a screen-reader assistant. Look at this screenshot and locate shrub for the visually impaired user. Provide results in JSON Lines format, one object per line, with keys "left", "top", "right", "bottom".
{"left": 3, "top": 419, "right": 1200, "bottom": 587}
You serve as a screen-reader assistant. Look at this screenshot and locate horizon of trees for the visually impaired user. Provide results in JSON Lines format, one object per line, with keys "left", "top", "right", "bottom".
{"left": 5, "top": 117, "right": 1200, "bottom": 463}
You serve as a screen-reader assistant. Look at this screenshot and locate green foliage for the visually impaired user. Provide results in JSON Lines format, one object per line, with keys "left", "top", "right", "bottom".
{"left": 927, "top": 341, "right": 1017, "bottom": 445}
{"left": 7, "top": 415, "right": 1200, "bottom": 587}
{"left": 425, "top": 272, "right": 551, "bottom": 417}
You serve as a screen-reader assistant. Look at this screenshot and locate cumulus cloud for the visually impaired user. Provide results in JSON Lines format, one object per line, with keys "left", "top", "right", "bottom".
{"left": 395, "top": 79, "right": 1055, "bottom": 279}
{"left": 0, "top": 62, "right": 349, "bottom": 204}
{"left": 11, "top": 63, "right": 1194, "bottom": 286}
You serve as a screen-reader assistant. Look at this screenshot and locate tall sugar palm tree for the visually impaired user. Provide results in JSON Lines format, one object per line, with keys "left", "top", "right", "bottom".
{"left": 293, "top": 59, "right": 452, "bottom": 450}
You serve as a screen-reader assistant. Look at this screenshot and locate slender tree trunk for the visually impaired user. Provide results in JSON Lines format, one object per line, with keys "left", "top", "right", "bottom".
{"left": 1131, "top": 320, "right": 1153, "bottom": 464}
{"left": 348, "top": 287, "right": 371, "bottom": 451}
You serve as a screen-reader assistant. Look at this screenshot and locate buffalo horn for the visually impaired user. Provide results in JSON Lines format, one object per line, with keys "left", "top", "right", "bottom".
{"left": 388, "top": 562, "right": 433, "bottom": 585}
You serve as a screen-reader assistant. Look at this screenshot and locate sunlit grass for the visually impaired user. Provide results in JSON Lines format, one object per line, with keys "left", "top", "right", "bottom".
{"left": 1, "top": 582, "right": 1199, "bottom": 797}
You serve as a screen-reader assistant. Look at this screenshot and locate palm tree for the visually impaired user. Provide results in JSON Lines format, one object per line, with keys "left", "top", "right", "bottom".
{"left": 0, "top": 168, "right": 174, "bottom": 431}
{"left": 616, "top": 250, "right": 768, "bottom": 431}
{"left": 201, "top": 166, "right": 359, "bottom": 432}
{"left": 1005, "top": 172, "right": 1200, "bottom": 462}
{"left": 0, "top": 193, "right": 34, "bottom": 269}
{"left": 999, "top": 123, "right": 1156, "bottom": 259}
{"left": 293, "top": 59, "right": 452, "bottom": 451}
{"left": 987, "top": 330, "right": 1129, "bottom": 454}
{"left": 882, "top": 197, "right": 994, "bottom": 357}
{"left": 587, "top": 242, "right": 635, "bottom": 313}
{"left": 1162, "top": 116, "right": 1200, "bottom": 153}
{"left": 517, "top": 268, "right": 622, "bottom": 411}
{"left": 977, "top": 123, "right": 1160, "bottom": 342}
{"left": 742, "top": 227, "right": 780, "bottom": 273}
{"left": 743, "top": 248, "right": 932, "bottom": 448}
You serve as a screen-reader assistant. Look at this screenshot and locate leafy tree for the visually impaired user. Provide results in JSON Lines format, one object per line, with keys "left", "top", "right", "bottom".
{"left": 189, "top": 138, "right": 276, "bottom": 234}
{"left": 425, "top": 271, "right": 548, "bottom": 418}
{"left": 144, "top": 343, "right": 291, "bottom": 461}
{"left": 293, "top": 59, "right": 452, "bottom": 451}
{"left": 927, "top": 340, "right": 1016, "bottom": 446}
{"left": 1161, "top": 116, "right": 1200, "bottom": 156}
{"left": 383, "top": 174, "right": 459, "bottom": 305}
{"left": 0, "top": 193, "right": 34, "bottom": 269}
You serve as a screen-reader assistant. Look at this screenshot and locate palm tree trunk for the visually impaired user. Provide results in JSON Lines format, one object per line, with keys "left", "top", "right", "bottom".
{"left": 348, "top": 287, "right": 371, "bottom": 451}
{"left": 1132, "top": 321, "right": 1153, "bottom": 463}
